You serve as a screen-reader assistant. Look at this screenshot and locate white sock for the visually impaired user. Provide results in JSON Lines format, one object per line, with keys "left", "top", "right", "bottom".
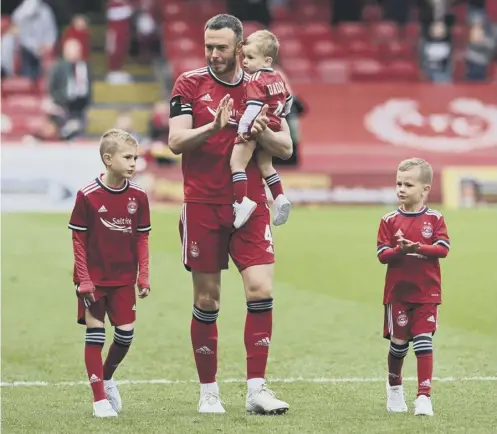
{"left": 247, "top": 378, "right": 265, "bottom": 391}
{"left": 200, "top": 382, "right": 219, "bottom": 396}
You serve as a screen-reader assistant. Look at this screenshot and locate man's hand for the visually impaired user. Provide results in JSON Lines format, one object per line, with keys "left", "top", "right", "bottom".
{"left": 212, "top": 94, "right": 234, "bottom": 132}
{"left": 250, "top": 105, "right": 269, "bottom": 136}
{"left": 137, "top": 275, "right": 150, "bottom": 299}
{"left": 398, "top": 237, "right": 420, "bottom": 254}
{"left": 76, "top": 281, "right": 95, "bottom": 307}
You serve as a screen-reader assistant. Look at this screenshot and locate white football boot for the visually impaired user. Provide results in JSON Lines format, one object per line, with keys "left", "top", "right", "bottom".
{"left": 104, "top": 378, "right": 122, "bottom": 413}
{"left": 233, "top": 196, "right": 257, "bottom": 229}
{"left": 246, "top": 384, "right": 289, "bottom": 415}
{"left": 386, "top": 382, "right": 408, "bottom": 413}
{"left": 414, "top": 395, "right": 434, "bottom": 416}
{"left": 272, "top": 194, "right": 291, "bottom": 226}
{"left": 198, "top": 383, "right": 226, "bottom": 414}
{"left": 93, "top": 399, "right": 118, "bottom": 418}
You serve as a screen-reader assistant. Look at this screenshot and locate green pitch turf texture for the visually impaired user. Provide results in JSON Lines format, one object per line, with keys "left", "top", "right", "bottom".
{"left": 2, "top": 207, "right": 497, "bottom": 433}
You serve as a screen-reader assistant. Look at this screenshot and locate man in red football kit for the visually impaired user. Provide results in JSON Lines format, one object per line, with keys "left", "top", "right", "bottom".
{"left": 230, "top": 29, "right": 293, "bottom": 229}
{"left": 69, "top": 129, "right": 151, "bottom": 418}
{"left": 376, "top": 158, "right": 450, "bottom": 417}
{"left": 168, "top": 14, "right": 293, "bottom": 415}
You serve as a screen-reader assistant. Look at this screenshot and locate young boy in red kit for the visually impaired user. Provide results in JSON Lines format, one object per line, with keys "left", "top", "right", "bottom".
{"left": 377, "top": 158, "right": 450, "bottom": 417}
{"left": 69, "top": 129, "right": 151, "bottom": 417}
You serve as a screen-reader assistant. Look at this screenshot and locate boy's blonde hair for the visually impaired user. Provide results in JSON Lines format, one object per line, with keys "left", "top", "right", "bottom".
{"left": 99, "top": 128, "right": 138, "bottom": 165}
{"left": 398, "top": 158, "right": 433, "bottom": 184}
{"left": 245, "top": 30, "right": 279, "bottom": 60}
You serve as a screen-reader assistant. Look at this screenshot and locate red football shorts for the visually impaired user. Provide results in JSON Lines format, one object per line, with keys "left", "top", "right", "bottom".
{"left": 179, "top": 202, "right": 275, "bottom": 273}
{"left": 77, "top": 285, "right": 136, "bottom": 326}
{"left": 384, "top": 302, "right": 439, "bottom": 341}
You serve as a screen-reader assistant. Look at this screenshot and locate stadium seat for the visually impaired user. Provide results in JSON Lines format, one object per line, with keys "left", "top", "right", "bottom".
{"left": 2, "top": 95, "right": 43, "bottom": 114}
{"left": 315, "top": 60, "right": 349, "bottom": 83}
{"left": 335, "top": 22, "right": 368, "bottom": 42}
{"left": 379, "top": 41, "right": 414, "bottom": 61}
{"left": 370, "top": 21, "right": 399, "bottom": 42}
{"left": 347, "top": 40, "right": 380, "bottom": 59}
{"left": 242, "top": 21, "right": 264, "bottom": 37}
{"left": 270, "top": 23, "right": 300, "bottom": 40}
{"left": 1, "top": 77, "right": 35, "bottom": 96}
{"left": 278, "top": 38, "right": 305, "bottom": 58}
{"left": 404, "top": 22, "right": 420, "bottom": 41}
{"left": 281, "top": 58, "right": 314, "bottom": 82}
{"left": 385, "top": 60, "right": 419, "bottom": 82}
{"left": 165, "top": 37, "right": 204, "bottom": 59}
{"left": 1, "top": 112, "right": 46, "bottom": 137}
{"left": 349, "top": 59, "right": 384, "bottom": 82}
{"left": 170, "top": 57, "right": 205, "bottom": 80}
{"left": 452, "top": 25, "right": 469, "bottom": 48}
{"left": 362, "top": 4, "right": 382, "bottom": 22}
{"left": 309, "top": 40, "right": 346, "bottom": 60}
{"left": 296, "top": 4, "right": 330, "bottom": 22}
{"left": 1, "top": 15, "right": 11, "bottom": 34}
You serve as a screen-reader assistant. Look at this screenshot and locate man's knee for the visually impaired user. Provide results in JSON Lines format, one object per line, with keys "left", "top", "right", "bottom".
{"left": 241, "top": 264, "right": 273, "bottom": 301}
{"left": 192, "top": 272, "right": 221, "bottom": 311}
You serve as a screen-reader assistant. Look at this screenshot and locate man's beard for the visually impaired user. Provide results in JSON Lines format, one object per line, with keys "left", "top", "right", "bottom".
{"left": 208, "top": 50, "right": 238, "bottom": 75}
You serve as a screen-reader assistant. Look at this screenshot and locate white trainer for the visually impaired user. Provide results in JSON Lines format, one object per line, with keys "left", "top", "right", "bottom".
{"left": 198, "top": 392, "right": 226, "bottom": 414}
{"left": 233, "top": 196, "right": 257, "bottom": 229}
{"left": 93, "top": 399, "right": 118, "bottom": 418}
{"left": 414, "top": 395, "right": 434, "bottom": 416}
{"left": 272, "top": 194, "right": 291, "bottom": 226}
{"left": 246, "top": 385, "right": 289, "bottom": 415}
{"left": 386, "top": 382, "right": 408, "bottom": 413}
{"left": 104, "top": 378, "right": 122, "bottom": 413}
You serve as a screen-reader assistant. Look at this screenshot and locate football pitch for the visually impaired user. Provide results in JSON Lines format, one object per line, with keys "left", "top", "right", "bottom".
{"left": 2, "top": 206, "right": 497, "bottom": 433}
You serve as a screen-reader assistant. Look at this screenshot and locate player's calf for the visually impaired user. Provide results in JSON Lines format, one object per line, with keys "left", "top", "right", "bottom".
{"left": 413, "top": 333, "right": 434, "bottom": 416}
{"left": 103, "top": 326, "right": 134, "bottom": 413}
{"left": 386, "top": 339, "right": 409, "bottom": 413}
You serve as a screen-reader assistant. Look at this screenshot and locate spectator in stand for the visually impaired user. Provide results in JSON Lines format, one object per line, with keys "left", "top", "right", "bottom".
{"left": 134, "top": 0, "right": 160, "bottom": 63}
{"left": 418, "top": 0, "right": 455, "bottom": 83}
{"left": 114, "top": 109, "right": 143, "bottom": 142}
{"left": 61, "top": 15, "right": 91, "bottom": 61}
{"left": 12, "top": 0, "right": 57, "bottom": 81}
{"left": 148, "top": 101, "right": 169, "bottom": 143}
{"left": 465, "top": 18, "right": 496, "bottom": 82}
{"left": 1, "top": 22, "right": 18, "bottom": 77}
{"left": 48, "top": 38, "right": 92, "bottom": 139}
{"left": 106, "top": 0, "right": 134, "bottom": 84}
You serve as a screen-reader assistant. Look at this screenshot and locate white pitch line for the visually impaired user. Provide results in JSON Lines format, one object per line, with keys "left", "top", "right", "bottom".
{"left": 1, "top": 376, "right": 496, "bottom": 388}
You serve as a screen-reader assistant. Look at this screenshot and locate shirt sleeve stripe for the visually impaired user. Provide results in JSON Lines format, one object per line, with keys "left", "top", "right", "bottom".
{"left": 246, "top": 100, "right": 264, "bottom": 106}
{"left": 434, "top": 240, "right": 450, "bottom": 249}
{"left": 137, "top": 226, "right": 152, "bottom": 232}
{"left": 68, "top": 223, "right": 88, "bottom": 231}
{"left": 377, "top": 245, "right": 390, "bottom": 255}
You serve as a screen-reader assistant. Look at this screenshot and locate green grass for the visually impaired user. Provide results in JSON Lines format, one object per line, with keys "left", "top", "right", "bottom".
{"left": 2, "top": 207, "right": 497, "bottom": 433}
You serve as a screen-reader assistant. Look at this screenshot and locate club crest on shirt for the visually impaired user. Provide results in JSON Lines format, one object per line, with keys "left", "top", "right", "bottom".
{"left": 421, "top": 222, "right": 433, "bottom": 239}
{"left": 189, "top": 241, "right": 200, "bottom": 258}
{"left": 127, "top": 198, "right": 138, "bottom": 215}
{"left": 397, "top": 312, "right": 408, "bottom": 327}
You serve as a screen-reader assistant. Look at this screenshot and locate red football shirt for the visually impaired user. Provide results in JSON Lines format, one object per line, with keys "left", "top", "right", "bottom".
{"left": 69, "top": 176, "right": 151, "bottom": 286}
{"left": 170, "top": 66, "right": 266, "bottom": 204}
{"left": 377, "top": 206, "right": 450, "bottom": 304}
{"left": 238, "top": 68, "right": 293, "bottom": 136}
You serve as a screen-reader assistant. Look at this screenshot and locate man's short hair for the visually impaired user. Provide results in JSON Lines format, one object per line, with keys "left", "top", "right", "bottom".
{"left": 204, "top": 14, "right": 243, "bottom": 43}
{"left": 245, "top": 30, "right": 279, "bottom": 60}
{"left": 99, "top": 128, "right": 138, "bottom": 164}
{"left": 398, "top": 158, "right": 433, "bottom": 184}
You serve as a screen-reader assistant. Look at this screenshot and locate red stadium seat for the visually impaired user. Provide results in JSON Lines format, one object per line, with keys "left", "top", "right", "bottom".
{"left": 350, "top": 59, "right": 384, "bottom": 82}
{"left": 345, "top": 40, "right": 379, "bottom": 59}
{"left": 404, "top": 22, "right": 420, "bottom": 41}
{"left": 309, "top": 40, "right": 346, "bottom": 61}
{"left": 281, "top": 58, "right": 314, "bottom": 82}
{"left": 170, "top": 57, "right": 206, "bottom": 79}
{"left": 385, "top": 60, "right": 420, "bottom": 82}
{"left": 242, "top": 21, "right": 264, "bottom": 37}
{"left": 297, "top": 4, "right": 330, "bottom": 22}
{"left": 270, "top": 23, "right": 300, "bottom": 40}
{"left": 165, "top": 37, "right": 204, "bottom": 59}
{"left": 300, "top": 23, "right": 333, "bottom": 44}
{"left": 315, "top": 60, "right": 349, "bottom": 83}
{"left": 1, "top": 15, "right": 11, "bottom": 35}
{"left": 1, "top": 112, "right": 46, "bottom": 137}
{"left": 2, "top": 95, "right": 43, "bottom": 114}
{"left": 379, "top": 41, "right": 414, "bottom": 61}
{"left": 488, "top": 1, "right": 497, "bottom": 22}
{"left": 1, "top": 77, "right": 35, "bottom": 96}
{"left": 336, "top": 22, "right": 368, "bottom": 42}
{"left": 370, "top": 21, "right": 399, "bottom": 42}
{"left": 278, "top": 39, "right": 305, "bottom": 58}
{"left": 452, "top": 25, "right": 469, "bottom": 48}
